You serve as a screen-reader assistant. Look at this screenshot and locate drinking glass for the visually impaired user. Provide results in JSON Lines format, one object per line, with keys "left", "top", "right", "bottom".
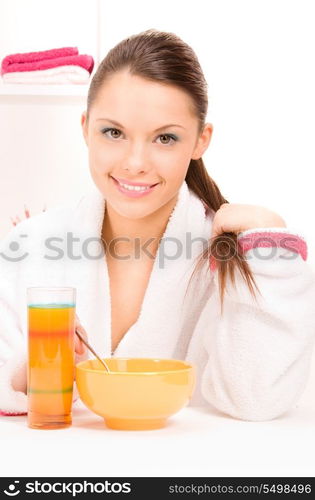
{"left": 27, "top": 287, "right": 76, "bottom": 429}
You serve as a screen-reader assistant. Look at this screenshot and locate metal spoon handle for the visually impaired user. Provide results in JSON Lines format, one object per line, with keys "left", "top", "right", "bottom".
{"left": 75, "top": 329, "right": 110, "bottom": 372}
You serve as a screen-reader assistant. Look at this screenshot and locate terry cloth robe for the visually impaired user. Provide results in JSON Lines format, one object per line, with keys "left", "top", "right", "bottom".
{"left": 0, "top": 180, "right": 315, "bottom": 421}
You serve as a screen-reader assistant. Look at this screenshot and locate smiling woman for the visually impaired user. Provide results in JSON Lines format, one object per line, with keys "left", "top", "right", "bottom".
{"left": 82, "top": 30, "right": 260, "bottom": 311}
{"left": 0, "top": 28, "right": 315, "bottom": 423}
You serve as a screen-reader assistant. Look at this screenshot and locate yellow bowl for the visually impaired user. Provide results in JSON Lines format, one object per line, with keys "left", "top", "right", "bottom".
{"left": 75, "top": 357, "right": 196, "bottom": 430}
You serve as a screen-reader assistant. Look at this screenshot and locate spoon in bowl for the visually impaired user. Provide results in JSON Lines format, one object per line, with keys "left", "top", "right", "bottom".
{"left": 75, "top": 329, "right": 111, "bottom": 372}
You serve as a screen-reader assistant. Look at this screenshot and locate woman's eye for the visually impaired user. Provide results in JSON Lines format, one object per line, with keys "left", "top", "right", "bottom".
{"left": 101, "top": 128, "right": 122, "bottom": 139}
{"left": 101, "top": 128, "right": 178, "bottom": 145}
{"left": 157, "top": 134, "right": 178, "bottom": 145}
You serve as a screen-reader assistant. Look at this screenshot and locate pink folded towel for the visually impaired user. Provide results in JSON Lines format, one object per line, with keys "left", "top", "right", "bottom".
{"left": 1, "top": 46, "right": 94, "bottom": 76}
{"left": 2, "top": 65, "right": 91, "bottom": 84}
{"left": 2, "top": 47, "right": 78, "bottom": 65}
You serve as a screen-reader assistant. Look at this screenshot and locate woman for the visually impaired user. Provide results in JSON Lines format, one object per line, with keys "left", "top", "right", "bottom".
{"left": 1, "top": 29, "right": 314, "bottom": 421}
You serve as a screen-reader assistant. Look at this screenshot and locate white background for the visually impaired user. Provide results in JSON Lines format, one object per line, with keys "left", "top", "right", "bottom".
{"left": 0, "top": 0, "right": 314, "bottom": 476}
{"left": 1, "top": 0, "right": 314, "bottom": 247}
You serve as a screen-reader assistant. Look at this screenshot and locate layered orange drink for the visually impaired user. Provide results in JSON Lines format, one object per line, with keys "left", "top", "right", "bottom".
{"left": 27, "top": 289, "right": 76, "bottom": 429}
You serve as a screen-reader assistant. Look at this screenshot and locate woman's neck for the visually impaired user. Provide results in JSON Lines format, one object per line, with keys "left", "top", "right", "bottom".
{"left": 102, "top": 194, "right": 178, "bottom": 260}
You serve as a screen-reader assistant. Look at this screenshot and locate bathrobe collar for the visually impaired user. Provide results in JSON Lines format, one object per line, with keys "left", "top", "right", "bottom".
{"left": 70, "top": 180, "right": 211, "bottom": 358}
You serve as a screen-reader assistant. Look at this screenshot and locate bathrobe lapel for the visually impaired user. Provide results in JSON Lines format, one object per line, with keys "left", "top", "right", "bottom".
{"left": 69, "top": 180, "right": 212, "bottom": 360}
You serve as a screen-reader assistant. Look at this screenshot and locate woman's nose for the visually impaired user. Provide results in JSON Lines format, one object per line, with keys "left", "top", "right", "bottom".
{"left": 123, "top": 142, "right": 148, "bottom": 173}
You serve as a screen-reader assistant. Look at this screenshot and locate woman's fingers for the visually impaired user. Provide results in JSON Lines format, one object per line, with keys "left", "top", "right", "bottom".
{"left": 74, "top": 315, "right": 88, "bottom": 355}
{"left": 10, "top": 206, "right": 30, "bottom": 226}
{"left": 75, "top": 325, "right": 87, "bottom": 355}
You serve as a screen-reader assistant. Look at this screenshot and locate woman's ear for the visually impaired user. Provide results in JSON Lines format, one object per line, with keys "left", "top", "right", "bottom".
{"left": 81, "top": 111, "right": 89, "bottom": 146}
{"left": 191, "top": 122, "right": 213, "bottom": 160}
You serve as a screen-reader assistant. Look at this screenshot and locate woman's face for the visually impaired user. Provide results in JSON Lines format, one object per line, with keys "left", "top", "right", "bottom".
{"left": 81, "top": 70, "right": 212, "bottom": 219}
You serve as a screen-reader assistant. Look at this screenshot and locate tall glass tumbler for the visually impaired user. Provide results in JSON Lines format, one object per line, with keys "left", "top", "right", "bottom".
{"left": 27, "top": 287, "right": 76, "bottom": 429}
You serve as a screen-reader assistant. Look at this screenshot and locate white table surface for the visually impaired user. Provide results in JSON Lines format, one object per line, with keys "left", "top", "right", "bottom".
{"left": 1, "top": 379, "right": 314, "bottom": 478}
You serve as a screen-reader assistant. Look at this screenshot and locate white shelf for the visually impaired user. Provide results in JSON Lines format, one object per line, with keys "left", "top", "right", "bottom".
{"left": 0, "top": 83, "right": 90, "bottom": 97}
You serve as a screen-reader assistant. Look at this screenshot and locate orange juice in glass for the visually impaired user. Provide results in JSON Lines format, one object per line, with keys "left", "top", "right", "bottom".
{"left": 27, "top": 287, "right": 76, "bottom": 429}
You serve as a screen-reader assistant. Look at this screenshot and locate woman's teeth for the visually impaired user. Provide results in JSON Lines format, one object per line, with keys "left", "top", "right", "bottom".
{"left": 118, "top": 182, "right": 152, "bottom": 191}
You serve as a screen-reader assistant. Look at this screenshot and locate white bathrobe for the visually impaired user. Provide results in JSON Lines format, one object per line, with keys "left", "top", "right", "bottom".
{"left": 1, "top": 180, "right": 315, "bottom": 421}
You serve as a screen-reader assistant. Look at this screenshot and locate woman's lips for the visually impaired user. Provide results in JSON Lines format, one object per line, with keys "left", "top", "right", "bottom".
{"left": 110, "top": 176, "right": 159, "bottom": 198}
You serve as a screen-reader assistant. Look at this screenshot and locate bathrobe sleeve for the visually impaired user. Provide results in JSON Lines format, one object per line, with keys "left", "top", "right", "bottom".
{"left": 0, "top": 223, "right": 83, "bottom": 415}
{"left": 0, "top": 226, "right": 28, "bottom": 415}
{"left": 199, "top": 228, "right": 315, "bottom": 421}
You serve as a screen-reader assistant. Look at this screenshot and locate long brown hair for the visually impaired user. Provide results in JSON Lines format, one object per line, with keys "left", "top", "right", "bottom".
{"left": 86, "top": 28, "right": 261, "bottom": 314}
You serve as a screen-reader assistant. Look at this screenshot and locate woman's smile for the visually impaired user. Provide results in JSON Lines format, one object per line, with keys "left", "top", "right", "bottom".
{"left": 110, "top": 175, "right": 160, "bottom": 198}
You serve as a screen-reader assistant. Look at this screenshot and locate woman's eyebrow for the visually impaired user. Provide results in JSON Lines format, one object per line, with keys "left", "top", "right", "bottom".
{"left": 96, "top": 118, "right": 186, "bottom": 132}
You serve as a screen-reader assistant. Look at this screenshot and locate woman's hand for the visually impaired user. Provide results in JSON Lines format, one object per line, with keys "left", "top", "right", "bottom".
{"left": 74, "top": 314, "right": 88, "bottom": 355}
{"left": 211, "top": 203, "right": 287, "bottom": 240}
{"left": 10, "top": 205, "right": 46, "bottom": 226}
{"left": 73, "top": 315, "right": 88, "bottom": 385}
